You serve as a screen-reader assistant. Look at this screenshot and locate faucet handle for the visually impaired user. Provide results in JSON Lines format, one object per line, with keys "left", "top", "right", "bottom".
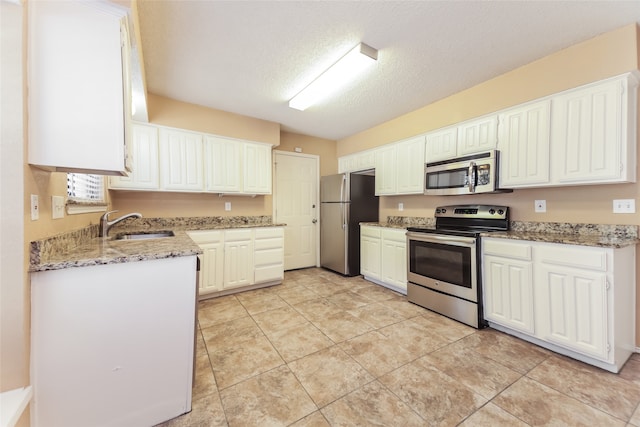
{"left": 101, "top": 210, "right": 118, "bottom": 220}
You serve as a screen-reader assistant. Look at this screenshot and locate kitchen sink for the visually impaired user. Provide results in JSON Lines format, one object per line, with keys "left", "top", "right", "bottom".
{"left": 115, "top": 231, "right": 175, "bottom": 240}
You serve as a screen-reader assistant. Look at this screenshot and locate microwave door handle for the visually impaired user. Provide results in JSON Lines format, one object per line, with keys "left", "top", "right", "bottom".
{"left": 468, "top": 162, "right": 477, "bottom": 193}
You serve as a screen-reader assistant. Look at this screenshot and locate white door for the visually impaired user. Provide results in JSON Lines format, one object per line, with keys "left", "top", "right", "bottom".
{"left": 273, "top": 151, "right": 319, "bottom": 270}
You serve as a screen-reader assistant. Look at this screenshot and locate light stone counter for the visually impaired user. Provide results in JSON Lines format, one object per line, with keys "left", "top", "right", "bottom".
{"left": 30, "top": 216, "right": 285, "bottom": 272}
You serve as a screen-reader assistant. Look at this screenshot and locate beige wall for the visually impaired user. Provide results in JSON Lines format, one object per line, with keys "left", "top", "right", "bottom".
{"left": 339, "top": 24, "right": 640, "bottom": 345}
{"left": 279, "top": 131, "right": 338, "bottom": 176}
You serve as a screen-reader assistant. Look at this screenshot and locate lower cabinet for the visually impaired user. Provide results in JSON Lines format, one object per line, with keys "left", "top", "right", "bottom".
{"left": 360, "top": 225, "right": 407, "bottom": 294}
{"left": 188, "top": 227, "right": 284, "bottom": 299}
{"left": 482, "top": 237, "right": 635, "bottom": 373}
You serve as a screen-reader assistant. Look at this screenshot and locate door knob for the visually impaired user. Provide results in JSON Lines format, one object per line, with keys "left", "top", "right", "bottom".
{"left": 312, "top": 219, "right": 317, "bottom": 224}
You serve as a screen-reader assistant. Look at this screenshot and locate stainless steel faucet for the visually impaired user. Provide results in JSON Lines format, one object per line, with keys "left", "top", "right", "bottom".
{"left": 99, "top": 210, "right": 142, "bottom": 237}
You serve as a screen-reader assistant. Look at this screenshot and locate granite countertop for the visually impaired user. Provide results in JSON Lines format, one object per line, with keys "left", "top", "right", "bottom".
{"left": 361, "top": 216, "right": 639, "bottom": 249}
{"left": 30, "top": 216, "right": 286, "bottom": 273}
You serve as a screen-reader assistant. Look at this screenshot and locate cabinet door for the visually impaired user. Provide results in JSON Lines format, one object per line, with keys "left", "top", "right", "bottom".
{"left": 28, "top": 1, "right": 128, "bottom": 174}
{"left": 457, "top": 115, "right": 498, "bottom": 156}
{"left": 223, "top": 231, "right": 254, "bottom": 289}
{"left": 204, "top": 136, "right": 242, "bottom": 193}
{"left": 110, "top": 123, "right": 159, "bottom": 190}
{"left": 498, "top": 100, "right": 551, "bottom": 188}
{"left": 396, "top": 136, "right": 426, "bottom": 195}
{"left": 483, "top": 255, "right": 534, "bottom": 334}
{"left": 159, "top": 128, "right": 204, "bottom": 191}
{"left": 380, "top": 229, "right": 407, "bottom": 291}
{"left": 536, "top": 263, "right": 609, "bottom": 361}
{"left": 551, "top": 78, "right": 628, "bottom": 184}
{"left": 360, "top": 230, "right": 381, "bottom": 280}
{"left": 243, "top": 143, "right": 272, "bottom": 194}
{"left": 200, "top": 242, "right": 224, "bottom": 295}
{"left": 425, "top": 126, "right": 458, "bottom": 162}
{"left": 374, "top": 145, "right": 397, "bottom": 195}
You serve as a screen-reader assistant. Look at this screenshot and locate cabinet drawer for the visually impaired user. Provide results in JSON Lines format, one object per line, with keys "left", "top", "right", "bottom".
{"left": 483, "top": 239, "right": 532, "bottom": 260}
{"left": 224, "top": 229, "right": 253, "bottom": 242}
{"left": 538, "top": 244, "right": 608, "bottom": 271}
{"left": 382, "top": 228, "right": 407, "bottom": 242}
{"left": 255, "top": 248, "right": 284, "bottom": 267}
{"left": 254, "top": 227, "right": 284, "bottom": 239}
{"left": 254, "top": 237, "right": 283, "bottom": 251}
{"left": 187, "top": 230, "right": 223, "bottom": 244}
{"left": 255, "top": 265, "right": 284, "bottom": 284}
{"left": 361, "top": 226, "right": 382, "bottom": 238}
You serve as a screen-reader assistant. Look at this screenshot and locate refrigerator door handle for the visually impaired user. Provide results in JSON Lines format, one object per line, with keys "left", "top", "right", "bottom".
{"left": 340, "top": 175, "right": 347, "bottom": 229}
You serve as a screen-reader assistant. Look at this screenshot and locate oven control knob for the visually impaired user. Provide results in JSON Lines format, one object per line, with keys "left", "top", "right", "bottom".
{"left": 440, "top": 208, "right": 446, "bottom": 214}
{"left": 489, "top": 208, "right": 495, "bottom": 215}
{"left": 498, "top": 209, "right": 504, "bottom": 215}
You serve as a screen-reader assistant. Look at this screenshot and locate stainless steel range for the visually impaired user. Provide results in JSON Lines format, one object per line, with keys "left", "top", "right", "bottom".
{"left": 406, "top": 204, "right": 509, "bottom": 328}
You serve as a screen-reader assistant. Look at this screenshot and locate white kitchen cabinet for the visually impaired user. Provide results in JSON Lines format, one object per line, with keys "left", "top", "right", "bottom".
{"left": 159, "top": 128, "right": 205, "bottom": 191}
{"left": 457, "top": 115, "right": 499, "bottom": 156}
{"left": 110, "top": 123, "right": 160, "bottom": 190}
{"left": 425, "top": 125, "right": 458, "bottom": 162}
{"left": 188, "top": 231, "right": 224, "bottom": 296}
{"left": 395, "top": 136, "right": 426, "bottom": 194}
{"left": 380, "top": 228, "right": 408, "bottom": 292}
{"left": 374, "top": 145, "right": 398, "bottom": 195}
{"left": 482, "top": 238, "right": 534, "bottom": 334}
{"left": 30, "top": 256, "right": 196, "bottom": 426}
{"left": 360, "top": 225, "right": 407, "bottom": 294}
{"left": 483, "top": 237, "right": 635, "bottom": 373}
{"left": 338, "top": 149, "right": 377, "bottom": 173}
{"left": 551, "top": 73, "right": 637, "bottom": 185}
{"left": 204, "top": 136, "right": 242, "bottom": 193}
{"left": 254, "top": 227, "right": 284, "bottom": 284}
{"left": 498, "top": 100, "right": 551, "bottom": 188}
{"left": 360, "top": 226, "right": 382, "bottom": 281}
{"left": 243, "top": 142, "right": 273, "bottom": 194}
{"left": 223, "top": 229, "right": 254, "bottom": 290}
{"left": 28, "top": 0, "right": 131, "bottom": 175}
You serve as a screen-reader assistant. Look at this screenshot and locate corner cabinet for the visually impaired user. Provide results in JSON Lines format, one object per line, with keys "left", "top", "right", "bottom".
{"left": 482, "top": 237, "right": 636, "bottom": 373}
{"left": 28, "top": 0, "right": 131, "bottom": 175}
{"left": 360, "top": 225, "right": 407, "bottom": 294}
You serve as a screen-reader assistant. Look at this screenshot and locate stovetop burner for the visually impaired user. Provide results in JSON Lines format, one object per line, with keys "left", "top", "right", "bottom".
{"left": 407, "top": 204, "right": 509, "bottom": 235}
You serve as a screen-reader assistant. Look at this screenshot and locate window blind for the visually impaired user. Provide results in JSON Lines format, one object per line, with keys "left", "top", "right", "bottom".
{"left": 67, "top": 173, "right": 105, "bottom": 202}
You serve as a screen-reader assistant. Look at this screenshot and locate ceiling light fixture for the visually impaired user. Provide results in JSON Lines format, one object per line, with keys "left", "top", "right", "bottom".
{"left": 288, "top": 42, "right": 378, "bottom": 111}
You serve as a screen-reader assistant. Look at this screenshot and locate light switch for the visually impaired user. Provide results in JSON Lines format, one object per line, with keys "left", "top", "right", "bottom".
{"left": 52, "top": 196, "right": 65, "bottom": 219}
{"left": 224, "top": 202, "right": 231, "bottom": 211}
{"left": 398, "top": 202, "right": 404, "bottom": 211}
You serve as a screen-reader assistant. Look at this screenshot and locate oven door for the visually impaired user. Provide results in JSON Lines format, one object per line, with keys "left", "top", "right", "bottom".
{"left": 406, "top": 232, "right": 477, "bottom": 302}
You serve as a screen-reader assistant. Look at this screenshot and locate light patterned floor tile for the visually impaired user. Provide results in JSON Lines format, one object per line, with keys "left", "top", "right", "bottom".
{"left": 252, "top": 305, "right": 308, "bottom": 335}
{"left": 339, "top": 330, "right": 416, "bottom": 377}
{"left": 266, "top": 321, "right": 334, "bottom": 362}
{"left": 458, "top": 402, "right": 529, "bottom": 426}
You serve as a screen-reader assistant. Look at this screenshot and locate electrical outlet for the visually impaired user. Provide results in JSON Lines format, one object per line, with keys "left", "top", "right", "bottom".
{"left": 31, "top": 194, "right": 39, "bottom": 220}
{"left": 534, "top": 199, "right": 546, "bottom": 213}
{"left": 613, "top": 199, "right": 635, "bottom": 213}
{"left": 224, "top": 202, "right": 231, "bottom": 211}
{"left": 398, "top": 202, "right": 404, "bottom": 211}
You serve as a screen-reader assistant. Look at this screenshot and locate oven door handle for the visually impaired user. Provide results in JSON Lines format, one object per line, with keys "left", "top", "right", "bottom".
{"left": 407, "top": 233, "right": 476, "bottom": 246}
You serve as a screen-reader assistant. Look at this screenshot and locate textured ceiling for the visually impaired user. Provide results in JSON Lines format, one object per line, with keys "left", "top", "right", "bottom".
{"left": 136, "top": 0, "right": 640, "bottom": 141}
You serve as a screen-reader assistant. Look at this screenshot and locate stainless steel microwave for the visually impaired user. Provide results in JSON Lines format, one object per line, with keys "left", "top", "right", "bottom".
{"left": 424, "top": 150, "right": 511, "bottom": 195}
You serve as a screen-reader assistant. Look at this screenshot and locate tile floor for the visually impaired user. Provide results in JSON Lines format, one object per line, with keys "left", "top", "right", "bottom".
{"left": 157, "top": 268, "right": 640, "bottom": 427}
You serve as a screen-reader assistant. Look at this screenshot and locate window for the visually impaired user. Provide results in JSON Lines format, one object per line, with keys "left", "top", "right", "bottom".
{"left": 66, "top": 173, "right": 107, "bottom": 214}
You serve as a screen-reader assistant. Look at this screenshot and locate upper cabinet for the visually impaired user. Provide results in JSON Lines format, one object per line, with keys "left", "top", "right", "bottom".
{"left": 338, "top": 149, "right": 376, "bottom": 173}
{"left": 374, "top": 136, "right": 425, "bottom": 196}
{"left": 28, "top": 0, "right": 131, "bottom": 175}
{"left": 425, "top": 115, "right": 498, "bottom": 162}
{"left": 109, "top": 123, "right": 273, "bottom": 195}
{"left": 159, "top": 128, "right": 205, "bottom": 192}
{"left": 551, "top": 74, "right": 637, "bottom": 185}
{"left": 498, "top": 99, "right": 551, "bottom": 188}
{"left": 499, "top": 73, "right": 638, "bottom": 189}
{"left": 110, "top": 123, "right": 160, "bottom": 190}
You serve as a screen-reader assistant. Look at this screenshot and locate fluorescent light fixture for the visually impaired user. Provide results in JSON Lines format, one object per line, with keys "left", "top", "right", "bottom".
{"left": 289, "top": 42, "right": 378, "bottom": 111}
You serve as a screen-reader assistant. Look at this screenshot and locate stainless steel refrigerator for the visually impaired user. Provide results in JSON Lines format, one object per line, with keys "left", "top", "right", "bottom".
{"left": 320, "top": 172, "right": 379, "bottom": 276}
